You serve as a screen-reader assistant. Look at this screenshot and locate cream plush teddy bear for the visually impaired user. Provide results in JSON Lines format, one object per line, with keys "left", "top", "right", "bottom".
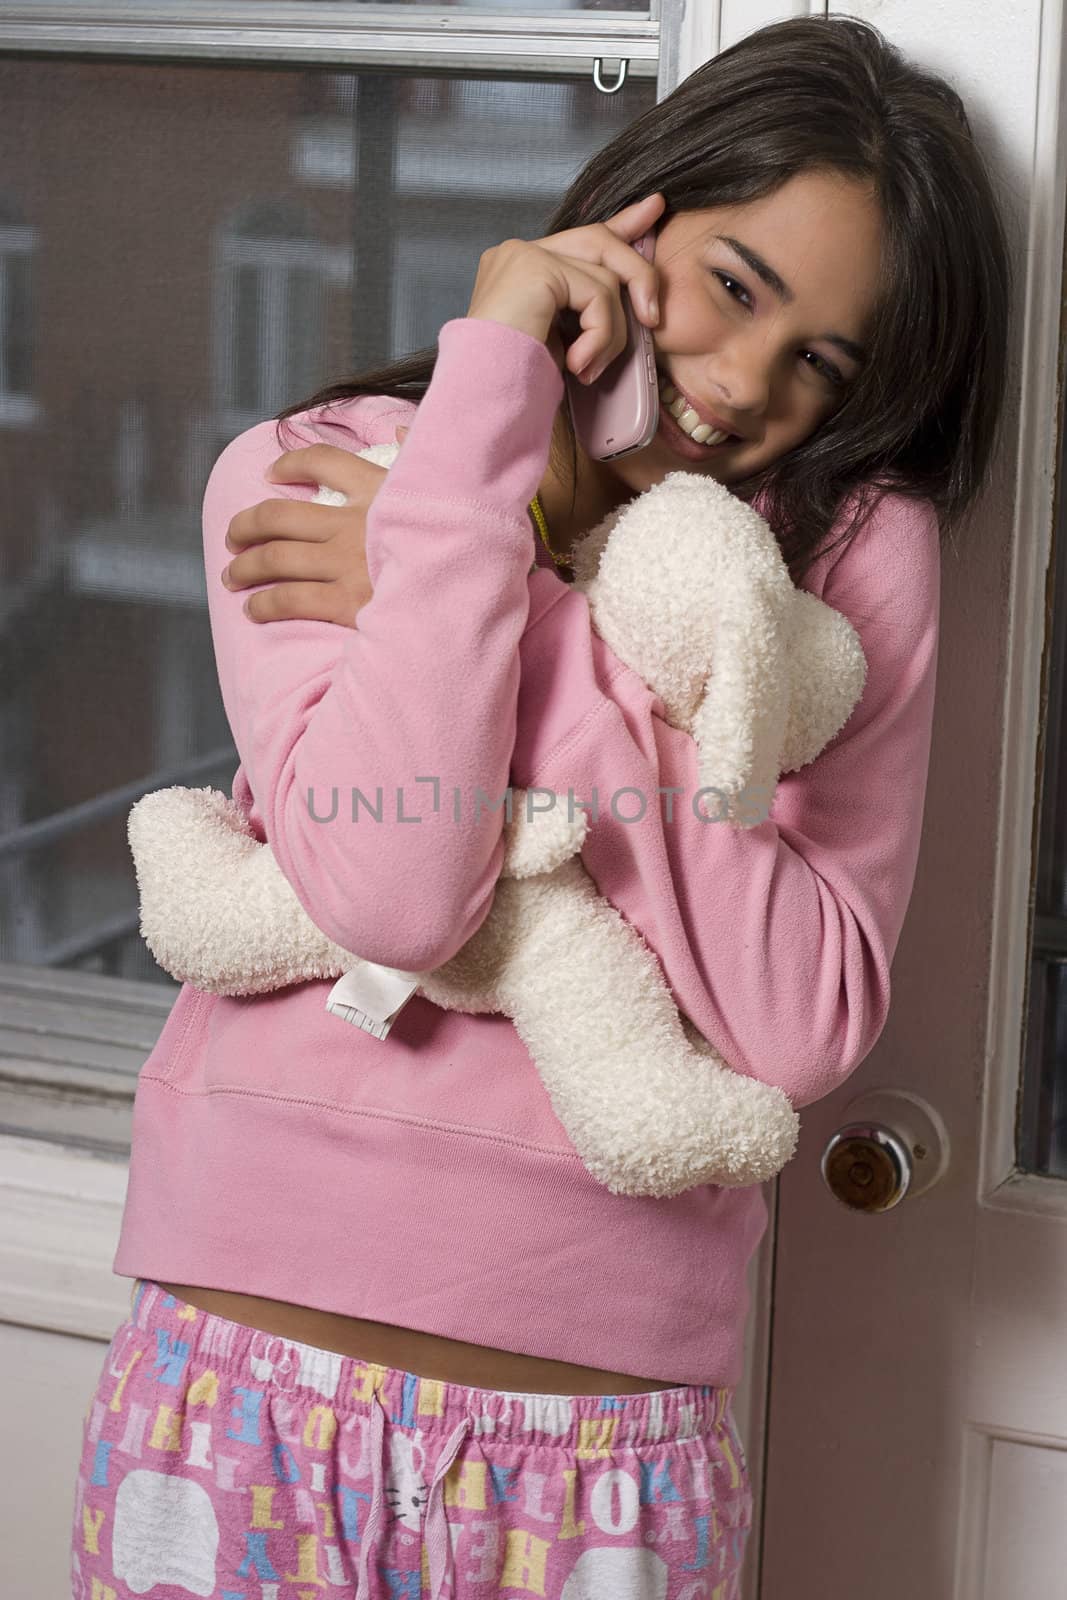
{"left": 128, "top": 447, "right": 867, "bottom": 1199}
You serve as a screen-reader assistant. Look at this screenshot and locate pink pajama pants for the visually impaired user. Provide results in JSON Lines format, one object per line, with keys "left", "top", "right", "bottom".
{"left": 70, "top": 1278, "right": 754, "bottom": 1598}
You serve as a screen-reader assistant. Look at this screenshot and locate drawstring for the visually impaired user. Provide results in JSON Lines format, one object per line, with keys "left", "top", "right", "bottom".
{"left": 355, "top": 1384, "right": 472, "bottom": 1600}
{"left": 424, "top": 1411, "right": 473, "bottom": 1600}
{"left": 354, "top": 1386, "right": 387, "bottom": 1600}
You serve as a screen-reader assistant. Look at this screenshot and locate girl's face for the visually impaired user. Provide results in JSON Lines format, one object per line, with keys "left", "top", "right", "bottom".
{"left": 601, "top": 168, "right": 884, "bottom": 496}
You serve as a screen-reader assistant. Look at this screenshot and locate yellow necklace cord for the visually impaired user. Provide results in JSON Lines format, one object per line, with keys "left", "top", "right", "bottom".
{"left": 529, "top": 492, "right": 572, "bottom": 569}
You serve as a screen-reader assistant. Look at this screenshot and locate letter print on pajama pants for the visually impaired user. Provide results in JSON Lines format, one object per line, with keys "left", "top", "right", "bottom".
{"left": 70, "top": 1279, "right": 754, "bottom": 1599}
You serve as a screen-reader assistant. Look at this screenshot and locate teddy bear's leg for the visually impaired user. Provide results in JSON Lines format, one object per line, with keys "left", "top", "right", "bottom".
{"left": 448, "top": 858, "right": 799, "bottom": 1199}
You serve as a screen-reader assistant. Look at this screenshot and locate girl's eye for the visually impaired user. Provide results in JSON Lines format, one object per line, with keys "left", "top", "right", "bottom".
{"left": 802, "top": 350, "right": 846, "bottom": 387}
{"left": 711, "top": 269, "right": 752, "bottom": 309}
{"left": 713, "top": 269, "right": 846, "bottom": 387}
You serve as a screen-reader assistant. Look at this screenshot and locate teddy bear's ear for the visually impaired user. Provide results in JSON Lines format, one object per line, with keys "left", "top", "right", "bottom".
{"left": 779, "top": 593, "right": 868, "bottom": 773}
{"left": 688, "top": 597, "right": 792, "bottom": 830}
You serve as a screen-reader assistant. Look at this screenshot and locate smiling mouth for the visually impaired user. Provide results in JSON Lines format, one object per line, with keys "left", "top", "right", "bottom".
{"left": 656, "top": 375, "right": 742, "bottom": 450}
{"left": 656, "top": 374, "right": 742, "bottom": 447}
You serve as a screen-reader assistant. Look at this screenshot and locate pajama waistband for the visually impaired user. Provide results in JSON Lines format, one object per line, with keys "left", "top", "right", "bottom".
{"left": 125, "top": 1278, "right": 734, "bottom": 1445}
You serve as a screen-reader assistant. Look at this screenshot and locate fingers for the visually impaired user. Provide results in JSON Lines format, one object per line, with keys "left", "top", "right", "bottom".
{"left": 544, "top": 195, "right": 664, "bottom": 381}
{"left": 222, "top": 536, "right": 344, "bottom": 589}
{"left": 571, "top": 192, "right": 664, "bottom": 324}
{"left": 225, "top": 497, "right": 354, "bottom": 553}
{"left": 265, "top": 443, "right": 371, "bottom": 485}
{"left": 561, "top": 249, "right": 653, "bottom": 382}
{"left": 600, "top": 191, "right": 666, "bottom": 244}
{"left": 594, "top": 220, "right": 661, "bottom": 328}
{"left": 561, "top": 262, "right": 630, "bottom": 382}
{"left": 241, "top": 580, "right": 366, "bottom": 629}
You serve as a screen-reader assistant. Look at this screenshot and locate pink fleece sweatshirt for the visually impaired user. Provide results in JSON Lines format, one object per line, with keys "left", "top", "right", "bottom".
{"left": 113, "top": 316, "right": 941, "bottom": 1386}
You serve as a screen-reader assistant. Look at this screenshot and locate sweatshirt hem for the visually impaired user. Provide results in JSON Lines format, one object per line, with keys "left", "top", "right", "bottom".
{"left": 113, "top": 1072, "right": 766, "bottom": 1390}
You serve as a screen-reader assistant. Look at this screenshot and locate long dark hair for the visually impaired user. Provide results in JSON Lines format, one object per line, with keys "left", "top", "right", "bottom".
{"left": 274, "top": 13, "right": 1014, "bottom": 583}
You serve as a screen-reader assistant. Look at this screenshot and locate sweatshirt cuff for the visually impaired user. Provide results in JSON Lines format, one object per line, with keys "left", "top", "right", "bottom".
{"left": 379, "top": 316, "right": 565, "bottom": 516}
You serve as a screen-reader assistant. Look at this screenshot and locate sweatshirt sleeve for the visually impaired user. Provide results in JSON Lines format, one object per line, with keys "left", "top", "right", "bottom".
{"left": 202, "top": 317, "right": 564, "bottom": 973}
{"left": 511, "top": 490, "right": 941, "bottom": 1110}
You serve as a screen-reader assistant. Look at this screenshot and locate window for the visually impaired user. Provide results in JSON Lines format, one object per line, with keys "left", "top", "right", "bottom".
{"left": 0, "top": 0, "right": 698, "bottom": 1154}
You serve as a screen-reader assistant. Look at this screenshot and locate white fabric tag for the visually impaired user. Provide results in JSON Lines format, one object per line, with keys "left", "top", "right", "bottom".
{"left": 325, "top": 962, "right": 424, "bottom": 1041}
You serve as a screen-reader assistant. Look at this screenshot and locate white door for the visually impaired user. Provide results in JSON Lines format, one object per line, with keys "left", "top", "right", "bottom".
{"left": 743, "top": 1, "right": 1067, "bottom": 1595}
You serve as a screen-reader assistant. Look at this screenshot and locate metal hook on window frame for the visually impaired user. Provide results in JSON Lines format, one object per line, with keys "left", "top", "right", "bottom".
{"left": 592, "top": 57, "right": 629, "bottom": 95}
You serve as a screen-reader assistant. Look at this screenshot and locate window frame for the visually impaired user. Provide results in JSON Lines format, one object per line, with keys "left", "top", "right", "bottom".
{"left": 0, "top": 961, "right": 174, "bottom": 1158}
{"left": 0, "top": 3, "right": 672, "bottom": 83}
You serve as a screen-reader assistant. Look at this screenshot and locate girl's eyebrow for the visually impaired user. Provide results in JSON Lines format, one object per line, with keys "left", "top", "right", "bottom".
{"left": 713, "top": 234, "right": 795, "bottom": 301}
{"left": 712, "top": 233, "right": 869, "bottom": 368}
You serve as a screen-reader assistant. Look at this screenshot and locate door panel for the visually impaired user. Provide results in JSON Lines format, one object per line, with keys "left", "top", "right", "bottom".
{"left": 761, "top": 2, "right": 1067, "bottom": 1596}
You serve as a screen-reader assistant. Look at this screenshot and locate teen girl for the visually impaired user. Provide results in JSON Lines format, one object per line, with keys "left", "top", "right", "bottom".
{"left": 72, "top": 16, "right": 1011, "bottom": 1599}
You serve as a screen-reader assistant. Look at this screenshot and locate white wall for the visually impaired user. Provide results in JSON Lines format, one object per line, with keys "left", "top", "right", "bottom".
{"left": 0, "top": 1138, "right": 132, "bottom": 1597}
{"left": 0, "top": 1321, "right": 115, "bottom": 1599}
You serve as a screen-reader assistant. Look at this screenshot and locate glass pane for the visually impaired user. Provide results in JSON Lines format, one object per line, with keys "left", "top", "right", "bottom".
{"left": 1019, "top": 403, "right": 1067, "bottom": 1176}
{"left": 0, "top": 55, "right": 655, "bottom": 986}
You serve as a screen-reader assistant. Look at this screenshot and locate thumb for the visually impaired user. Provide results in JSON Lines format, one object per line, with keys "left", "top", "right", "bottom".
{"left": 394, "top": 425, "right": 410, "bottom": 444}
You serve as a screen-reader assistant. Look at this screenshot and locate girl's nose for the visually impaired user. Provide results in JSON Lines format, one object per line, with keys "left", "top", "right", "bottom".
{"left": 706, "top": 345, "right": 771, "bottom": 420}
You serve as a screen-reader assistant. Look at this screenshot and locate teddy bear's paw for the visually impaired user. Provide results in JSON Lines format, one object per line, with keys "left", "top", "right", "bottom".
{"left": 501, "top": 789, "right": 588, "bottom": 879}
{"left": 127, "top": 785, "right": 356, "bottom": 993}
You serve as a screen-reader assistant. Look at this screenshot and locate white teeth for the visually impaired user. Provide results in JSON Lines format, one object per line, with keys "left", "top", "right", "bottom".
{"left": 657, "top": 377, "right": 732, "bottom": 447}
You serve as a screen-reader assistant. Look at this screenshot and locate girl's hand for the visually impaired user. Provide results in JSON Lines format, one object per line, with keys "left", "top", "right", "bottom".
{"left": 465, "top": 192, "right": 666, "bottom": 385}
{"left": 220, "top": 434, "right": 408, "bottom": 626}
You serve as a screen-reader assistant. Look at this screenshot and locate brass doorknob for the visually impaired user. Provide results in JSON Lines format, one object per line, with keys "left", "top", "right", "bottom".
{"left": 820, "top": 1089, "right": 950, "bottom": 1213}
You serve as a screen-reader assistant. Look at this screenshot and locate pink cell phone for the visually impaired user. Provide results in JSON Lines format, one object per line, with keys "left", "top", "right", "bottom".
{"left": 563, "top": 226, "right": 660, "bottom": 462}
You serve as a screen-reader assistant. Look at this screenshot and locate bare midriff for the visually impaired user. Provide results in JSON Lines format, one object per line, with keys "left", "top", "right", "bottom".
{"left": 153, "top": 1283, "right": 681, "bottom": 1396}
